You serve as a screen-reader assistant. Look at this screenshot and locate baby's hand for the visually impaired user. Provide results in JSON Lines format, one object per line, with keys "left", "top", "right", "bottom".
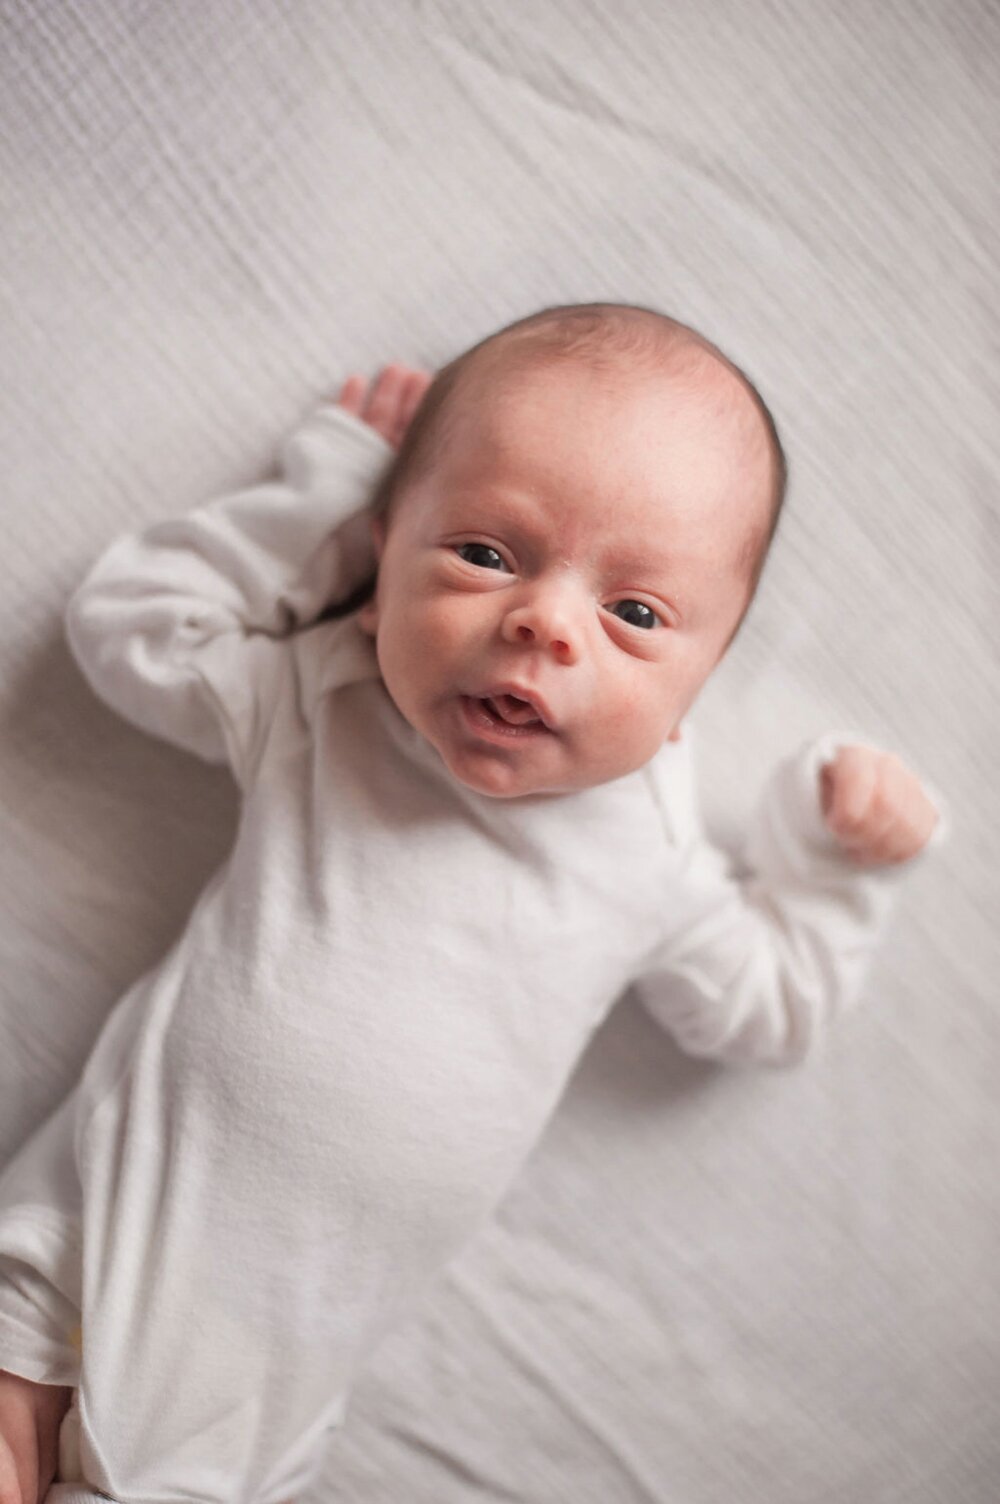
{"left": 333, "top": 364, "right": 432, "bottom": 451}
{"left": 819, "top": 745, "right": 940, "bottom": 867}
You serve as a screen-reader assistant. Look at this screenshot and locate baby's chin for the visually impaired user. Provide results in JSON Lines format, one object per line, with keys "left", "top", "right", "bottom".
{"left": 429, "top": 732, "right": 624, "bottom": 801}
{"left": 427, "top": 730, "right": 573, "bottom": 800}
{"left": 436, "top": 746, "right": 565, "bottom": 800}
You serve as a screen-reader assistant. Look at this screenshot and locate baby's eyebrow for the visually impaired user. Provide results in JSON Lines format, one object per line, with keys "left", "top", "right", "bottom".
{"left": 599, "top": 542, "right": 673, "bottom": 574}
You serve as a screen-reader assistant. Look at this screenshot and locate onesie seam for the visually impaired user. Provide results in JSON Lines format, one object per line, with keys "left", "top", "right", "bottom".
{"left": 639, "top": 759, "right": 678, "bottom": 853}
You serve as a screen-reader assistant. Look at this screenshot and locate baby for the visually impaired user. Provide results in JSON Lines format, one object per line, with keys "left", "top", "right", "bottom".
{"left": 0, "top": 303, "right": 944, "bottom": 1504}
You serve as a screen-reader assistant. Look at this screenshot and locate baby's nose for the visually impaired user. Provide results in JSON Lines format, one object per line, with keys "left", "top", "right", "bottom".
{"left": 513, "top": 620, "right": 571, "bottom": 656}
{"left": 501, "top": 588, "right": 581, "bottom": 662}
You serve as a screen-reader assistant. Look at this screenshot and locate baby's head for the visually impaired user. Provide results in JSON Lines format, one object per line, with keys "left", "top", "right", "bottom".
{"left": 355, "top": 303, "right": 786, "bottom": 800}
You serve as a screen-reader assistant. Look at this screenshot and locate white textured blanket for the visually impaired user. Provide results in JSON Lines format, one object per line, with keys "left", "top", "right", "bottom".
{"left": 1, "top": 2, "right": 996, "bottom": 1499}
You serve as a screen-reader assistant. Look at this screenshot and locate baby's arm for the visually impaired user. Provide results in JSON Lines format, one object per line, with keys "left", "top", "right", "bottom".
{"left": 632, "top": 731, "right": 949, "bottom": 1066}
{"left": 64, "top": 368, "right": 425, "bottom": 789}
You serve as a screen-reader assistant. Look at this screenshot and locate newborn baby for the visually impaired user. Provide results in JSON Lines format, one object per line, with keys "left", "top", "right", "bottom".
{"left": 0, "top": 303, "right": 944, "bottom": 1504}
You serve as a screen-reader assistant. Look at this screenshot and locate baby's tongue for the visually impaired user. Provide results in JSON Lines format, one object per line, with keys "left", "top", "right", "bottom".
{"left": 489, "top": 694, "right": 539, "bottom": 725}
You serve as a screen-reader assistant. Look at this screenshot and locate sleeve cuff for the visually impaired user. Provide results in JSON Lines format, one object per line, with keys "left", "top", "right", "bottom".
{"left": 298, "top": 401, "right": 396, "bottom": 459}
{"left": 279, "top": 401, "right": 395, "bottom": 492}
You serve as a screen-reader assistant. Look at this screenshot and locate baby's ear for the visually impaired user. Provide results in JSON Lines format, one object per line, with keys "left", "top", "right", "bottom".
{"left": 666, "top": 723, "right": 683, "bottom": 743}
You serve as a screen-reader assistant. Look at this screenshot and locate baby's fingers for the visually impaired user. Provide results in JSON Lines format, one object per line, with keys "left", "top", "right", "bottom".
{"left": 333, "top": 364, "right": 431, "bottom": 449}
{"left": 335, "top": 374, "right": 368, "bottom": 416}
{"left": 399, "top": 370, "right": 432, "bottom": 436}
{"left": 839, "top": 803, "right": 905, "bottom": 865}
{"left": 820, "top": 748, "right": 878, "bottom": 839}
{"left": 364, "top": 365, "right": 412, "bottom": 447}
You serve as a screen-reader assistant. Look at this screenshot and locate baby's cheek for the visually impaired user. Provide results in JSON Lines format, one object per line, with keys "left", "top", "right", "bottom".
{"left": 375, "top": 594, "right": 460, "bottom": 700}
{"left": 415, "top": 592, "right": 488, "bottom": 661}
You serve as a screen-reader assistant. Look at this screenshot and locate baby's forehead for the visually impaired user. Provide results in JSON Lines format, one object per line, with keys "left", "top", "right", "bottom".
{"left": 455, "top": 338, "right": 754, "bottom": 440}
{"left": 442, "top": 346, "right": 765, "bottom": 492}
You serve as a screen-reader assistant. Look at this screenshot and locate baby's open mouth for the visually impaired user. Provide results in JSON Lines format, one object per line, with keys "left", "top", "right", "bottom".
{"left": 460, "top": 695, "right": 554, "bottom": 739}
{"left": 483, "top": 693, "right": 540, "bottom": 726}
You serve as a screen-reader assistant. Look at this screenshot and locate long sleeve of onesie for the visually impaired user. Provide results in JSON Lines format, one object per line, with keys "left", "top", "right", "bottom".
{"left": 65, "top": 405, "right": 392, "bottom": 789}
{"left": 632, "top": 725, "right": 951, "bottom": 1066}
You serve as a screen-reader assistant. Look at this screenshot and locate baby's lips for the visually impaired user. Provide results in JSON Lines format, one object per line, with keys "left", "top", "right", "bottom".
{"left": 489, "top": 693, "right": 541, "bottom": 726}
{"left": 475, "top": 681, "right": 556, "bottom": 730}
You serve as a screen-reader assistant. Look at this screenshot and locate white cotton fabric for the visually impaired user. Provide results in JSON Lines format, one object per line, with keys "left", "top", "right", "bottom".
{"left": 0, "top": 408, "right": 946, "bottom": 1504}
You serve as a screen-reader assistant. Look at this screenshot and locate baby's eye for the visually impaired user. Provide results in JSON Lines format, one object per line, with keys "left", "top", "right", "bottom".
{"left": 609, "top": 599, "right": 663, "bottom": 631}
{"left": 454, "top": 543, "right": 509, "bottom": 571}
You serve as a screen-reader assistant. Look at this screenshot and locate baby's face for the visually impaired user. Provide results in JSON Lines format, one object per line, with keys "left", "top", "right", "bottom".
{"left": 358, "top": 356, "right": 770, "bottom": 799}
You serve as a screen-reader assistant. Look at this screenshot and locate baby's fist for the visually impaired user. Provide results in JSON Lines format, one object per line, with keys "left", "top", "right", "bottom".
{"left": 819, "top": 745, "right": 939, "bottom": 867}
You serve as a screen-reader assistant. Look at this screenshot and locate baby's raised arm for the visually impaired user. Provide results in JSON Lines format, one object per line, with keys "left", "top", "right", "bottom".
{"left": 62, "top": 369, "right": 427, "bottom": 792}
{"left": 632, "top": 730, "right": 948, "bottom": 1067}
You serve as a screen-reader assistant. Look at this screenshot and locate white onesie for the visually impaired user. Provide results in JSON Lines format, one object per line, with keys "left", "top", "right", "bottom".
{"left": 0, "top": 406, "right": 947, "bottom": 1504}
